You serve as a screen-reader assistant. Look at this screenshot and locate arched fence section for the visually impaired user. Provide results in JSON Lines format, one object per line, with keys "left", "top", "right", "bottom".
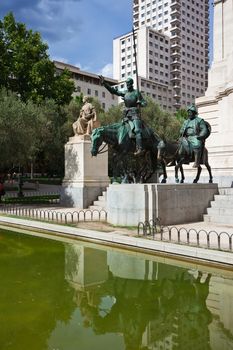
{"left": 0, "top": 205, "right": 107, "bottom": 224}
{"left": 138, "top": 219, "right": 233, "bottom": 252}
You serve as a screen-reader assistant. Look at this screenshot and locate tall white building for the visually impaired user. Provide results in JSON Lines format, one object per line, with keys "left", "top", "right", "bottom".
{"left": 113, "top": 27, "right": 174, "bottom": 111}
{"left": 113, "top": 0, "right": 209, "bottom": 110}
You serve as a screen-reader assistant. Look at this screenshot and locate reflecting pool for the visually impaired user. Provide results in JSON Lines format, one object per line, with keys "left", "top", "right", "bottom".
{"left": 0, "top": 228, "right": 233, "bottom": 350}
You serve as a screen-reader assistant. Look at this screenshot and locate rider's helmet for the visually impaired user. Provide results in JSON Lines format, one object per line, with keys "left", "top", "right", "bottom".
{"left": 126, "top": 77, "right": 134, "bottom": 89}
{"left": 187, "top": 104, "right": 197, "bottom": 114}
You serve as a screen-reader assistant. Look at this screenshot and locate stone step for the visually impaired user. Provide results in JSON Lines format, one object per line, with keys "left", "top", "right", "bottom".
{"left": 204, "top": 187, "right": 233, "bottom": 225}
{"left": 214, "top": 194, "right": 233, "bottom": 201}
{"left": 88, "top": 187, "right": 108, "bottom": 211}
{"left": 93, "top": 200, "right": 106, "bottom": 207}
{"left": 89, "top": 205, "right": 106, "bottom": 211}
{"left": 219, "top": 188, "right": 233, "bottom": 195}
{"left": 204, "top": 214, "right": 233, "bottom": 225}
{"left": 207, "top": 207, "right": 233, "bottom": 216}
{"left": 211, "top": 199, "right": 233, "bottom": 208}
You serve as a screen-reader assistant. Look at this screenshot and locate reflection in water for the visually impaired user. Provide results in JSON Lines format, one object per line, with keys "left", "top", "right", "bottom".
{"left": 0, "top": 230, "right": 232, "bottom": 350}
{"left": 64, "top": 244, "right": 232, "bottom": 350}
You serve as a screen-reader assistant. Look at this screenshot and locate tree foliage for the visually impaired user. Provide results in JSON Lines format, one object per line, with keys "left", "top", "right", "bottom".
{"left": 0, "top": 89, "right": 39, "bottom": 168}
{"left": 0, "top": 89, "right": 67, "bottom": 176}
{"left": 0, "top": 12, "right": 75, "bottom": 105}
{"left": 141, "top": 97, "right": 182, "bottom": 141}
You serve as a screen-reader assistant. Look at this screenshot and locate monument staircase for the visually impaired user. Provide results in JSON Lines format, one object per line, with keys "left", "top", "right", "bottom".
{"left": 89, "top": 189, "right": 107, "bottom": 211}
{"left": 204, "top": 188, "right": 233, "bottom": 225}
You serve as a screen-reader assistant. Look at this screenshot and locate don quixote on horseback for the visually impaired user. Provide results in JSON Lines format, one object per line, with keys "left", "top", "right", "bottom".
{"left": 91, "top": 74, "right": 160, "bottom": 183}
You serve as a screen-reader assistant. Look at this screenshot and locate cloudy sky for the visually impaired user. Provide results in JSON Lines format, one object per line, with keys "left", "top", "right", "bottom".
{"left": 0, "top": 0, "right": 132, "bottom": 77}
{"left": 0, "top": 0, "right": 213, "bottom": 77}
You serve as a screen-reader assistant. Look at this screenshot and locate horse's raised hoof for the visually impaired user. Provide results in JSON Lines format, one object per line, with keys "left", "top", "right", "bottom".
{"left": 175, "top": 178, "right": 179, "bottom": 183}
{"left": 209, "top": 179, "right": 213, "bottom": 183}
{"left": 180, "top": 180, "right": 184, "bottom": 183}
{"left": 193, "top": 179, "right": 198, "bottom": 183}
{"left": 161, "top": 179, "right": 167, "bottom": 184}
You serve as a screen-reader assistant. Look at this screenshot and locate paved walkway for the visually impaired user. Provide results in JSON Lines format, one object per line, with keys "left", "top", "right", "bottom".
{"left": 0, "top": 216, "right": 232, "bottom": 266}
{"left": 2, "top": 182, "right": 233, "bottom": 261}
{"left": 1, "top": 197, "right": 233, "bottom": 251}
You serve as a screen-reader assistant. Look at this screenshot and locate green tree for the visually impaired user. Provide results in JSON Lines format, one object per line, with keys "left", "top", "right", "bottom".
{"left": 174, "top": 108, "right": 187, "bottom": 124}
{"left": 100, "top": 103, "right": 123, "bottom": 125}
{"left": 0, "top": 12, "right": 75, "bottom": 105}
{"left": 0, "top": 88, "right": 69, "bottom": 176}
{"left": 61, "top": 97, "right": 83, "bottom": 140}
{"left": 32, "top": 99, "right": 67, "bottom": 176}
{"left": 141, "top": 97, "right": 182, "bottom": 140}
{"left": 0, "top": 89, "right": 39, "bottom": 170}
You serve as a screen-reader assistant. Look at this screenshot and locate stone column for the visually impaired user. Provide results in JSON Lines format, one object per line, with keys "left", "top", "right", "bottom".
{"left": 196, "top": 0, "right": 233, "bottom": 186}
{"left": 61, "top": 135, "right": 109, "bottom": 208}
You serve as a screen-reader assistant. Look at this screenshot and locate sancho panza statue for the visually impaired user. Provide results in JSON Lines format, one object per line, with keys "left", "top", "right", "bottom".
{"left": 99, "top": 75, "right": 147, "bottom": 156}
{"left": 73, "top": 96, "right": 99, "bottom": 136}
{"left": 179, "top": 104, "right": 210, "bottom": 167}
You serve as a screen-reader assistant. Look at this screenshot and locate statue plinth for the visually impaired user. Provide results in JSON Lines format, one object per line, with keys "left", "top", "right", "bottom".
{"left": 61, "top": 135, "right": 109, "bottom": 208}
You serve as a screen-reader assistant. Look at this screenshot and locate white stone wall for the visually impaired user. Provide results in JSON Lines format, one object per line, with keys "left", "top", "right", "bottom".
{"left": 196, "top": 0, "right": 233, "bottom": 186}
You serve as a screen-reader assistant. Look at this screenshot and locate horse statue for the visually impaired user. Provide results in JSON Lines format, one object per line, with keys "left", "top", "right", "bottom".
{"left": 91, "top": 122, "right": 160, "bottom": 183}
{"left": 157, "top": 139, "right": 213, "bottom": 184}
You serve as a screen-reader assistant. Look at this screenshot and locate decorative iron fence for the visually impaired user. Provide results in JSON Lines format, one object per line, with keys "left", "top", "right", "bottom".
{"left": 0, "top": 206, "right": 107, "bottom": 224}
{"left": 138, "top": 219, "right": 233, "bottom": 252}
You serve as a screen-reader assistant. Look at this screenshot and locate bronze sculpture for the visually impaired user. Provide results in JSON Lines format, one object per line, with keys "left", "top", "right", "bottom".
{"left": 156, "top": 104, "right": 213, "bottom": 183}
{"left": 179, "top": 104, "right": 210, "bottom": 168}
{"left": 99, "top": 75, "right": 146, "bottom": 156}
{"left": 91, "top": 122, "right": 160, "bottom": 183}
{"left": 157, "top": 139, "right": 213, "bottom": 183}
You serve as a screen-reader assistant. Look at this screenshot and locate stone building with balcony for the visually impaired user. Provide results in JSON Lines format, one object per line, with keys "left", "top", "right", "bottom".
{"left": 54, "top": 61, "right": 119, "bottom": 111}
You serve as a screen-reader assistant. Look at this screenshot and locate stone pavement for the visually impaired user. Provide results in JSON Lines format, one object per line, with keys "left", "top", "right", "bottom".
{"left": 0, "top": 215, "right": 232, "bottom": 266}
{"left": 2, "top": 182, "right": 233, "bottom": 259}
{"left": 1, "top": 202, "right": 233, "bottom": 254}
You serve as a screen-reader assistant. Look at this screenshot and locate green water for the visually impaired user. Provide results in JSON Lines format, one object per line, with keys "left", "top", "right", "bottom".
{"left": 0, "top": 229, "right": 232, "bottom": 350}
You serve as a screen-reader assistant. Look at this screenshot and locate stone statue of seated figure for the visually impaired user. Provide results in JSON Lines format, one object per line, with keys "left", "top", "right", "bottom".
{"left": 73, "top": 96, "right": 100, "bottom": 138}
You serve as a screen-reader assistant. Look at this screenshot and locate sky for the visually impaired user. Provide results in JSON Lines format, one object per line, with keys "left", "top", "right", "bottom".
{"left": 0, "top": 0, "right": 132, "bottom": 77}
{"left": 0, "top": 0, "right": 213, "bottom": 77}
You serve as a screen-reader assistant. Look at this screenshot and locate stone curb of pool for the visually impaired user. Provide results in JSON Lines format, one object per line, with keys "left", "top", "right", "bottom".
{"left": 0, "top": 216, "right": 232, "bottom": 267}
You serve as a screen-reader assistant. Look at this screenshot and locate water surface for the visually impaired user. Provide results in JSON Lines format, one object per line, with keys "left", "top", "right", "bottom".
{"left": 0, "top": 229, "right": 232, "bottom": 350}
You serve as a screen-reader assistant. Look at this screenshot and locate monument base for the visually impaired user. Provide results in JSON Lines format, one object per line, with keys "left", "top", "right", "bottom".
{"left": 196, "top": 91, "right": 233, "bottom": 187}
{"left": 107, "top": 183, "right": 218, "bottom": 226}
{"left": 60, "top": 135, "right": 109, "bottom": 208}
{"left": 61, "top": 181, "right": 108, "bottom": 208}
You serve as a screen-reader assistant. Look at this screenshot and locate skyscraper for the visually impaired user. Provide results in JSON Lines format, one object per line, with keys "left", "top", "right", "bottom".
{"left": 113, "top": 0, "right": 209, "bottom": 110}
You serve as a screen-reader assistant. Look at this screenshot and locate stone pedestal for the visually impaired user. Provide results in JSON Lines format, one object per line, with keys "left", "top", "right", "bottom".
{"left": 107, "top": 183, "right": 218, "bottom": 226}
{"left": 61, "top": 135, "right": 109, "bottom": 208}
{"left": 196, "top": 0, "right": 233, "bottom": 187}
